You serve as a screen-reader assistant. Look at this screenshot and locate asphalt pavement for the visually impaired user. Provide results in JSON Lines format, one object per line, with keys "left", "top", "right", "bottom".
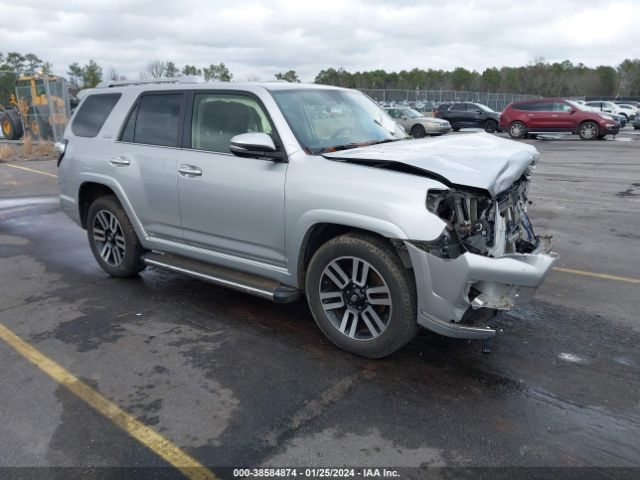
{"left": 0, "top": 129, "right": 639, "bottom": 480}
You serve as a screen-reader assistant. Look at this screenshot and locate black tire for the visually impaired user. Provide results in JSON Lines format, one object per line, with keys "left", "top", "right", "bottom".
{"left": 508, "top": 121, "right": 526, "bottom": 139}
{"left": 483, "top": 119, "right": 498, "bottom": 133}
{"left": 452, "top": 127, "right": 460, "bottom": 132}
{"left": 578, "top": 121, "right": 599, "bottom": 140}
{"left": 410, "top": 124, "right": 426, "bottom": 138}
{"left": 1, "top": 109, "right": 24, "bottom": 140}
{"left": 305, "top": 233, "right": 418, "bottom": 358}
{"left": 87, "top": 195, "right": 146, "bottom": 277}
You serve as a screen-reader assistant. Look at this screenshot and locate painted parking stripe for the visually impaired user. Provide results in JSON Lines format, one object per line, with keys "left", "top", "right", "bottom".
{"left": 2, "top": 163, "right": 58, "bottom": 178}
{"left": 553, "top": 267, "right": 640, "bottom": 285}
{"left": 0, "top": 322, "right": 217, "bottom": 480}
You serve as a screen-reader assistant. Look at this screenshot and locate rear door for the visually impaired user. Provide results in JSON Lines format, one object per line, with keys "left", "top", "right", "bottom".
{"left": 446, "top": 103, "right": 467, "bottom": 127}
{"left": 108, "top": 92, "right": 186, "bottom": 241}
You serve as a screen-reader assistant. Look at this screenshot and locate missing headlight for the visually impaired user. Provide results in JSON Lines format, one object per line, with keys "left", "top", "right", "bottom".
{"left": 426, "top": 189, "right": 496, "bottom": 255}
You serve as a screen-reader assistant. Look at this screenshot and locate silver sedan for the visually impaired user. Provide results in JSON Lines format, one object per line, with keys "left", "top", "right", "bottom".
{"left": 385, "top": 107, "right": 452, "bottom": 137}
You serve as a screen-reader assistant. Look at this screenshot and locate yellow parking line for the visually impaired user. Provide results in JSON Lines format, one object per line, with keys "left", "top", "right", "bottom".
{"left": 0, "top": 322, "right": 217, "bottom": 480}
{"left": 2, "top": 163, "right": 58, "bottom": 178}
{"left": 553, "top": 267, "right": 640, "bottom": 285}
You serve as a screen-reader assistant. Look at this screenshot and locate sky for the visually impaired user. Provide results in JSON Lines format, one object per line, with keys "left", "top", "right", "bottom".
{"left": 1, "top": 0, "right": 639, "bottom": 82}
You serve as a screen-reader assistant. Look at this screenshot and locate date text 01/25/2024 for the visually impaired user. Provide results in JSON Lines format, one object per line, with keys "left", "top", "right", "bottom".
{"left": 232, "top": 468, "right": 400, "bottom": 478}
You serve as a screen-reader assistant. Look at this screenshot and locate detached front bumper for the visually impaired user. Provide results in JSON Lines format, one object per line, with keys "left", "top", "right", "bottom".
{"left": 406, "top": 239, "right": 557, "bottom": 339}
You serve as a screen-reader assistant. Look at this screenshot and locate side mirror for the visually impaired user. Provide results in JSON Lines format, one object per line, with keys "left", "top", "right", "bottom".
{"left": 230, "top": 133, "right": 285, "bottom": 161}
{"left": 567, "top": 108, "right": 576, "bottom": 114}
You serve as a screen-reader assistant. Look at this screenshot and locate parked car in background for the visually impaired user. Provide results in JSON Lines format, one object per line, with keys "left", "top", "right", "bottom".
{"left": 585, "top": 101, "right": 636, "bottom": 120}
{"left": 433, "top": 103, "right": 452, "bottom": 118}
{"left": 385, "top": 107, "right": 451, "bottom": 137}
{"left": 500, "top": 98, "right": 620, "bottom": 140}
{"left": 614, "top": 100, "right": 640, "bottom": 108}
{"left": 57, "top": 80, "right": 556, "bottom": 358}
{"left": 578, "top": 101, "right": 627, "bottom": 127}
{"left": 634, "top": 114, "right": 640, "bottom": 130}
{"left": 435, "top": 102, "right": 501, "bottom": 133}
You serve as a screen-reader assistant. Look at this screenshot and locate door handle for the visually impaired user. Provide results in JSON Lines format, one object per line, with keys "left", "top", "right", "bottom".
{"left": 178, "top": 165, "right": 202, "bottom": 177}
{"left": 109, "top": 156, "right": 130, "bottom": 166}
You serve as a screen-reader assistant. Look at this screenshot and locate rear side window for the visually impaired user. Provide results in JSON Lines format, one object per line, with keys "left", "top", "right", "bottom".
{"left": 120, "top": 93, "right": 184, "bottom": 147}
{"left": 71, "top": 93, "right": 121, "bottom": 137}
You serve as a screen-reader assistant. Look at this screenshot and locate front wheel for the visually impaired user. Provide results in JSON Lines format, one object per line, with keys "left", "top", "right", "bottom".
{"left": 578, "top": 121, "right": 599, "bottom": 140}
{"left": 410, "top": 124, "right": 426, "bottom": 138}
{"left": 306, "top": 233, "right": 418, "bottom": 358}
{"left": 87, "top": 195, "right": 146, "bottom": 277}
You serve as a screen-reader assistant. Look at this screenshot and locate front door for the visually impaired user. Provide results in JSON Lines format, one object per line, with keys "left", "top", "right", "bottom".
{"left": 177, "top": 92, "right": 287, "bottom": 265}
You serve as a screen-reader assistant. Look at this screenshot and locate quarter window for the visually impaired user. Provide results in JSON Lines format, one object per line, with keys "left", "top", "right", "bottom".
{"left": 72, "top": 93, "right": 121, "bottom": 137}
{"left": 190, "top": 94, "right": 273, "bottom": 153}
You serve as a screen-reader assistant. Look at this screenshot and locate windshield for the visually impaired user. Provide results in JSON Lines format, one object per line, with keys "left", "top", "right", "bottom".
{"left": 402, "top": 108, "right": 423, "bottom": 118}
{"left": 474, "top": 103, "right": 495, "bottom": 113}
{"left": 271, "top": 89, "right": 408, "bottom": 154}
{"left": 566, "top": 100, "right": 591, "bottom": 112}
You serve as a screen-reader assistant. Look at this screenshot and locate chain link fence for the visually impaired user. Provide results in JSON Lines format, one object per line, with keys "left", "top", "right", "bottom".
{"left": 1, "top": 71, "right": 71, "bottom": 142}
{"left": 360, "top": 89, "right": 541, "bottom": 112}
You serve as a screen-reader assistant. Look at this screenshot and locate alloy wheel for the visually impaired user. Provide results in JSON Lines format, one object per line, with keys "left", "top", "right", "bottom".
{"left": 318, "top": 256, "right": 392, "bottom": 341}
{"left": 92, "top": 210, "right": 126, "bottom": 266}
{"left": 580, "top": 122, "right": 597, "bottom": 139}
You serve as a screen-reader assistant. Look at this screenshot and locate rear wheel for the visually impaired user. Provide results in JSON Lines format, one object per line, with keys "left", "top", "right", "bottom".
{"left": 306, "top": 233, "right": 418, "bottom": 358}
{"left": 578, "top": 121, "right": 599, "bottom": 140}
{"left": 483, "top": 119, "right": 498, "bottom": 133}
{"left": 1, "top": 109, "right": 24, "bottom": 140}
{"left": 508, "top": 121, "right": 526, "bottom": 139}
{"left": 87, "top": 195, "right": 146, "bottom": 277}
{"left": 410, "top": 124, "right": 426, "bottom": 138}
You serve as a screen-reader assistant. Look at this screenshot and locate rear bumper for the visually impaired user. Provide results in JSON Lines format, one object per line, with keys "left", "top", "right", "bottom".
{"left": 406, "top": 239, "right": 557, "bottom": 339}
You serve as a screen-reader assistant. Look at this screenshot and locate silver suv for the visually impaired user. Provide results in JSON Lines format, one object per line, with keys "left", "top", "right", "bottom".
{"left": 57, "top": 79, "right": 556, "bottom": 358}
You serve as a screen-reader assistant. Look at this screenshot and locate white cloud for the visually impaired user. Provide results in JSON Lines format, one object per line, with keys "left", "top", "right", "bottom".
{"left": 1, "top": 0, "right": 639, "bottom": 82}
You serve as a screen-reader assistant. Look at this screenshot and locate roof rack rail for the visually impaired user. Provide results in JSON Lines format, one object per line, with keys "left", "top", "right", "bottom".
{"left": 95, "top": 76, "right": 205, "bottom": 88}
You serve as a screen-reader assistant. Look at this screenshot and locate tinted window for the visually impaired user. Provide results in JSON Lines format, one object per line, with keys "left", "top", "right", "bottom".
{"left": 386, "top": 109, "right": 401, "bottom": 118}
{"left": 129, "top": 93, "right": 184, "bottom": 147}
{"left": 191, "top": 93, "right": 273, "bottom": 153}
{"left": 72, "top": 93, "right": 121, "bottom": 137}
{"left": 450, "top": 103, "right": 466, "bottom": 111}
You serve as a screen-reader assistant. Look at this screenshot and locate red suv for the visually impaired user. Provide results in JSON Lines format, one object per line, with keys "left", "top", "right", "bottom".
{"left": 500, "top": 98, "right": 620, "bottom": 140}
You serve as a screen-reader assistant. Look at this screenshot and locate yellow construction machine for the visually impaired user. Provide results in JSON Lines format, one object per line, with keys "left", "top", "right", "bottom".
{"left": 0, "top": 75, "right": 67, "bottom": 140}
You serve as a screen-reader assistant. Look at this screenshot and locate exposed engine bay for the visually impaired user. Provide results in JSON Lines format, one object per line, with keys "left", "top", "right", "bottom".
{"left": 423, "top": 173, "right": 540, "bottom": 259}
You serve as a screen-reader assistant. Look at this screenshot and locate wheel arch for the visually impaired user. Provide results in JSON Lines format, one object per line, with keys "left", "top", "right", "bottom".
{"left": 77, "top": 179, "right": 146, "bottom": 243}
{"left": 294, "top": 217, "right": 409, "bottom": 292}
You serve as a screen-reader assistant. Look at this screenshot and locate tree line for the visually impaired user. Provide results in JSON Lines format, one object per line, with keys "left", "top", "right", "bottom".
{"left": 314, "top": 58, "right": 640, "bottom": 97}
{"left": 2, "top": 50, "right": 640, "bottom": 99}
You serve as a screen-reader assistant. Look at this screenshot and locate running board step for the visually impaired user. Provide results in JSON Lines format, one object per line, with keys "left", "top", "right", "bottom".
{"left": 142, "top": 252, "right": 300, "bottom": 304}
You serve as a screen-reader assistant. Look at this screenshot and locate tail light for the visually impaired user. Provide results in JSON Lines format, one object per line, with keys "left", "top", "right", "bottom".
{"left": 54, "top": 139, "right": 68, "bottom": 167}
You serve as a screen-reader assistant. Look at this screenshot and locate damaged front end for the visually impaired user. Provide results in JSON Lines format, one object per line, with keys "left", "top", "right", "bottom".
{"left": 405, "top": 172, "right": 557, "bottom": 339}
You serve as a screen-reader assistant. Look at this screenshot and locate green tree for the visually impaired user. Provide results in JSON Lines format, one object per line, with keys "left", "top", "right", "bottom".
{"left": 203, "top": 63, "right": 233, "bottom": 81}
{"left": 24, "top": 53, "right": 42, "bottom": 73}
{"left": 275, "top": 70, "right": 300, "bottom": 82}
{"left": 82, "top": 60, "right": 103, "bottom": 88}
{"left": 6, "top": 52, "right": 25, "bottom": 74}
{"left": 165, "top": 61, "right": 179, "bottom": 78}
{"left": 67, "top": 62, "right": 83, "bottom": 87}
{"left": 182, "top": 64, "right": 202, "bottom": 76}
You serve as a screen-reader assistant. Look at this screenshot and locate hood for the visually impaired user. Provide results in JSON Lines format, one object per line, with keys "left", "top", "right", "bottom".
{"left": 420, "top": 117, "right": 450, "bottom": 125}
{"left": 323, "top": 132, "right": 539, "bottom": 197}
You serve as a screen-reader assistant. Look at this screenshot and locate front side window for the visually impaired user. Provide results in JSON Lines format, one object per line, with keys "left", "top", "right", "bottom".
{"left": 271, "top": 89, "right": 407, "bottom": 154}
{"left": 191, "top": 94, "right": 273, "bottom": 153}
{"left": 450, "top": 103, "right": 466, "bottom": 111}
{"left": 72, "top": 93, "right": 121, "bottom": 138}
